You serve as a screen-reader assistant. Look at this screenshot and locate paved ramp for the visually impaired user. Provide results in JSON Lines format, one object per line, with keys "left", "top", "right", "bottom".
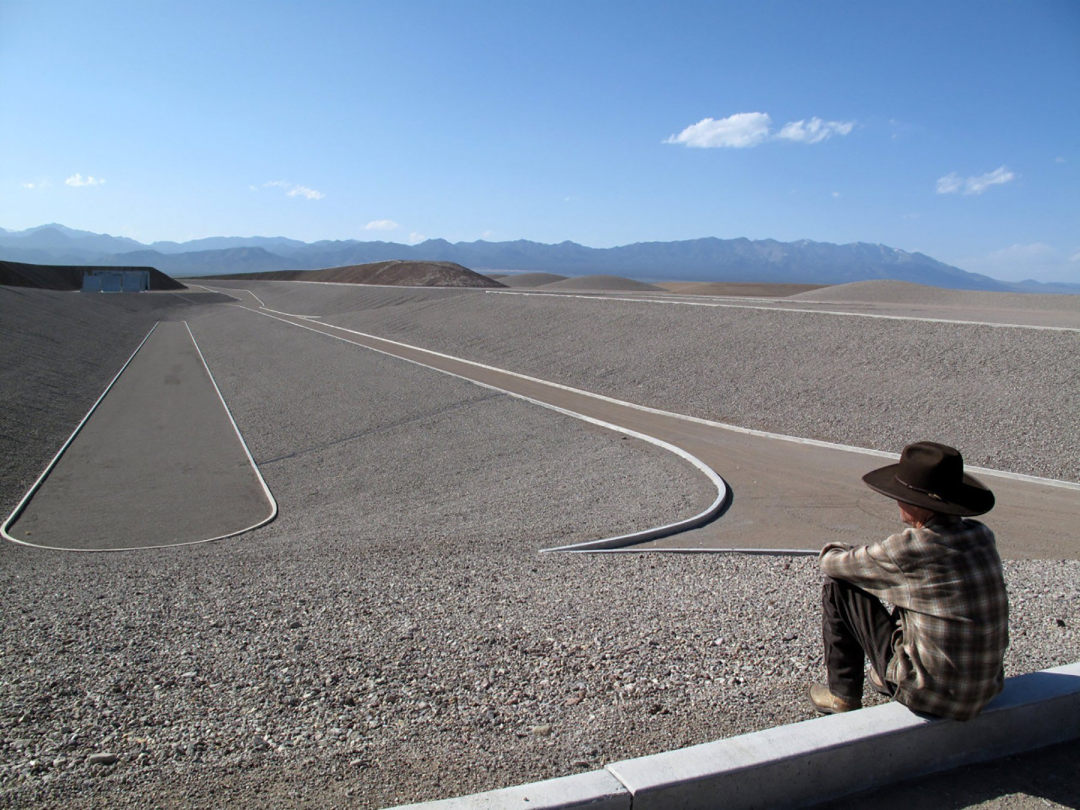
{"left": 3, "top": 321, "right": 275, "bottom": 551}
{"left": 223, "top": 297, "right": 1078, "bottom": 560}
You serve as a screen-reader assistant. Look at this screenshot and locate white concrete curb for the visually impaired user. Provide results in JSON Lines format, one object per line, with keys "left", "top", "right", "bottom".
{"left": 238, "top": 305, "right": 731, "bottom": 554}
{"left": 1, "top": 321, "right": 278, "bottom": 552}
{"left": 1, "top": 323, "right": 160, "bottom": 549}
{"left": 387, "top": 661, "right": 1080, "bottom": 809}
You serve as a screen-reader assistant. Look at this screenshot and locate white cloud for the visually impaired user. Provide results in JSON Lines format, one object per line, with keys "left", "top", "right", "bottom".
{"left": 665, "top": 113, "right": 772, "bottom": 148}
{"left": 365, "top": 219, "right": 400, "bottom": 231}
{"left": 936, "top": 166, "right": 1015, "bottom": 195}
{"left": 959, "top": 242, "right": 1079, "bottom": 283}
{"left": 65, "top": 173, "right": 105, "bottom": 187}
{"left": 407, "top": 232, "right": 426, "bottom": 244}
{"left": 666, "top": 112, "right": 855, "bottom": 149}
{"left": 1056, "top": 157, "right": 1066, "bottom": 164}
{"left": 935, "top": 173, "right": 964, "bottom": 194}
{"left": 966, "top": 166, "right": 1015, "bottom": 194}
{"left": 776, "top": 117, "right": 855, "bottom": 144}
{"left": 21, "top": 179, "right": 49, "bottom": 189}
{"left": 259, "top": 180, "right": 324, "bottom": 200}
{"left": 287, "top": 185, "right": 324, "bottom": 200}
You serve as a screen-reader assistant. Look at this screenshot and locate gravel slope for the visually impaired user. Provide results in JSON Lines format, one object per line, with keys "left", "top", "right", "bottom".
{"left": 1, "top": 286, "right": 1077, "bottom": 809}
{"left": 218, "top": 282, "right": 1080, "bottom": 481}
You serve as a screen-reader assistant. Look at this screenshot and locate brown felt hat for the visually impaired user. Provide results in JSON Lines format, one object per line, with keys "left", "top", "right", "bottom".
{"left": 862, "top": 441, "right": 995, "bottom": 517}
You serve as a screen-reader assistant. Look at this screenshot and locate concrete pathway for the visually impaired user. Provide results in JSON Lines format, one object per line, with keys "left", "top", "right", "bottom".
{"left": 3, "top": 321, "right": 275, "bottom": 550}
{"left": 218, "top": 290, "right": 1079, "bottom": 560}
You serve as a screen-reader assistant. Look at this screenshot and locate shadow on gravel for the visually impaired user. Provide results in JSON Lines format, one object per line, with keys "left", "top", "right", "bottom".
{"left": 814, "top": 736, "right": 1080, "bottom": 810}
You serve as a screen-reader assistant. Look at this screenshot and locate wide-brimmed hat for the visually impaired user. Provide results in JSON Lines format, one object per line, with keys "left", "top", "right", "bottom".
{"left": 862, "top": 441, "right": 994, "bottom": 516}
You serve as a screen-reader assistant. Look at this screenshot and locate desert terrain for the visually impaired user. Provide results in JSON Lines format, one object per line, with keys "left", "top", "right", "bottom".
{"left": 0, "top": 278, "right": 1076, "bottom": 808}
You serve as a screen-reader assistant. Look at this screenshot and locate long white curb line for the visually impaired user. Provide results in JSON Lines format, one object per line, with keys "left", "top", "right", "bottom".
{"left": 207, "top": 286, "right": 1079, "bottom": 494}
{"left": 484, "top": 289, "right": 1080, "bottom": 333}
{"left": 1, "top": 323, "right": 160, "bottom": 548}
{"left": 241, "top": 306, "right": 730, "bottom": 551}
{"left": 223, "top": 290, "right": 1076, "bottom": 554}
{"left": 389, "top": 660, "right": 1080, "bottom": 810}
{"left": 1, "top": 322, "right": 278, "bottom": 552}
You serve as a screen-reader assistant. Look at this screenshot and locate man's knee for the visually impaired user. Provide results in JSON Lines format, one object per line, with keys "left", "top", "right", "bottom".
{"left": 821, "top": 575, "right": 845, "bottom": 603}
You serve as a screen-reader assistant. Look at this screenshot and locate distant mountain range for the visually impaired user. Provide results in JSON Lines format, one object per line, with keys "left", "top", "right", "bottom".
{"left": 1, "top": 223, "right": 1076, "bottom": 293}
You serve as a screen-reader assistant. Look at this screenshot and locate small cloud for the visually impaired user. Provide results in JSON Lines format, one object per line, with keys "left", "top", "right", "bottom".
{"left": 665, "top": 112, "right": 772, "bottom": 148}
{"left": 21, "top": 179, "right": 50, "bottom": 189}
{"left": 1056, "top": 157, "right": 1066, "bottom": 164}
{"left": 287, "top": 185, "right": 324, "bottom": 200}
{"left": 936, "top": 166, "right": 1015, "bottom": 195}
{"left": 831, "top": 191, "right": 841, "bottom": 198}
{"left": 936, "top": 172, "right": 964, "bottom": 194}
{"left": 65, "top": 173, "right": 105, "bottom": 187}
{"left": 259, "top": 180, "right": 323, "bottom": 199}
{"left": 775, "top": 117, "right": 855, "bottom": 144}
{"left": 365, "top": 219, "right": 400, "bottom": 231}
{"left": 407, "top": 232, "right": 426, "bottom": 244}
{"left": 966, "top": 166, "right": 1015, "bottom": 194}
{"left": 666, "top": 112, "right": 855, "bottom": 149}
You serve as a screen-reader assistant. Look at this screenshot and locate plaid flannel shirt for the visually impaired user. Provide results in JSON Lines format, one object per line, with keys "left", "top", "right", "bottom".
{"left": 820, "top": 516, "right": 1009, "bottom": 721}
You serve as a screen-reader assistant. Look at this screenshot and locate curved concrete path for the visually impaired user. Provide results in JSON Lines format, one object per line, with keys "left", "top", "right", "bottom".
{"left": 212, "top": 287, "right": 1079, "bottom": 560}
{"left": 2, "top": 321, "right": 276, "bottom": 551}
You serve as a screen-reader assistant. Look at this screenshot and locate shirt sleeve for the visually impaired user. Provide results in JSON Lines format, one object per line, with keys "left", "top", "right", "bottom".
{"left": 819, "top": 537, "right": 907, "bottom": 603}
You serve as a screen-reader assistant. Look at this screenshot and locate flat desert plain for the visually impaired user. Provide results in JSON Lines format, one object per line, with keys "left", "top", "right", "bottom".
{"left": 0, "top": 280, "right": 1077, "bottom": 808}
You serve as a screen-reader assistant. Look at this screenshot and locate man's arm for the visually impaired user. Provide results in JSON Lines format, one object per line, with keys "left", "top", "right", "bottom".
{"left": 819, "top": 538, "right": 906, "bottom": 599}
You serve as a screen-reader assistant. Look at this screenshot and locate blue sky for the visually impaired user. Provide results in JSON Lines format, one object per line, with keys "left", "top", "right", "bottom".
{"left": 2, "top": 0, "right": 1077, "bottom": 282}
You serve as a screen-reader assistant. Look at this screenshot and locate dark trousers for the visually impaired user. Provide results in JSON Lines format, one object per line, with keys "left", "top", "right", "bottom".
{"left": 822, "top": 576, "right": 899, "bottom": 701}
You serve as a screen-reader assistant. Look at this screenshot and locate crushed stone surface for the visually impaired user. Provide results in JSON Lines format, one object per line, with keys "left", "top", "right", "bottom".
{"left": 1, "top": 285, "right": 1077, "bottom": 809}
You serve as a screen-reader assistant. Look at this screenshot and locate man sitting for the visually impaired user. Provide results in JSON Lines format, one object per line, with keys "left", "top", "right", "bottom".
{"left": 810, "top": 441, "right": 1009, "bottom": 721}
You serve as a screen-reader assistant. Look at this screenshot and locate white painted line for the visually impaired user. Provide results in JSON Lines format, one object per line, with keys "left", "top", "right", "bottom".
{"left": 186, "top": 283, "right": 245, "bottom": 303}
{"left": 2, "top": 322, "right": 161, "bottom": 548}
{"left": 241, "top": 306, "right": 729, "bottom": 552}
{"left": 226, "top": 290, "right": 1078, "bottom": 492}
{"left": 183, "top": 320, "right": 279, "bottom": 540}
{"left": 576, "top": 546, "right": 819, "bottom": 556}
{"left": 484, "top": 289, "right": 1080, "bottom": 333}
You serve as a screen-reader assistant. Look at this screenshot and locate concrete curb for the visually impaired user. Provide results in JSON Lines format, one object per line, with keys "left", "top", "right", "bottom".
{"left": 388, "top": 661, "right": 1080, "bottom": 809}
{"left": 1, "top": 323, "right": 160, "bottom": 548}
{"left": 236, "top": 302, "right": 732, "bottom": 554}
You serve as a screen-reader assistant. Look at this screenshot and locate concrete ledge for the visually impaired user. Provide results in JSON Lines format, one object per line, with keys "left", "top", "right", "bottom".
{"left": 389, "top": 768, "right": 630, "bottom": 809}
{"left": 386, "top": 662, "right": 1080, "bottom": 809}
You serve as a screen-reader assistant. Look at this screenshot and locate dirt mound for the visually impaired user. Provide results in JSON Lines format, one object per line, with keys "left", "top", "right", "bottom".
{"left": 203, "top": 261, "right": 506, "bottom": 288}
{"left": 791, "top": 279, "right": 1080, "bottom": 313}
{"left": 499, "top": 272, "right": 570, "bottom": 288}
{"left": 540, "top": 274, "right": 663, "bottom": 292}
{"left": 0, "top": 259, "right": 185, "bottom": 291}
{"left": 654, "top": 281, "right": 828, "bottom": 298}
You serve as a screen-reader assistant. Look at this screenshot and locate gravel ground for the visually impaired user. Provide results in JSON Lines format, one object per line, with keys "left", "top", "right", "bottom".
{"left": 1, "top": 286, "right": 1077, "bottom": 809}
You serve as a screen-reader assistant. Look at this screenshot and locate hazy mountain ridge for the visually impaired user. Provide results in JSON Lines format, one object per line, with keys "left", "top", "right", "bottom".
{"left": 2, "top": 224, "right": 1076, "bottom": 293}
